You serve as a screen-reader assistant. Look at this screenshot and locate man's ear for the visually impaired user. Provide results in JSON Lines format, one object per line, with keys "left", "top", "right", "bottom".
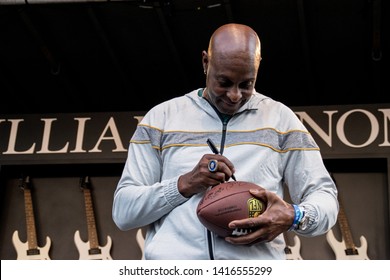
{"left": 202, "top": 50, "right": 209, "bottom": 73}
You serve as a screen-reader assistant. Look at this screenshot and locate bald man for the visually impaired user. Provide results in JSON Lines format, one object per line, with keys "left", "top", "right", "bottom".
{"left": 202, "top": 24, "right": 261, "bottom": 115}
{"left": 113, "top": 23, "right": 338, "bottom": 259}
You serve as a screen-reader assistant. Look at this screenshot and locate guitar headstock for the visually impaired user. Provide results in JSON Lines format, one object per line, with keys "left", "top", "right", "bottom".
{"left": 79, "top": 175, "right": 91, "bottom": 191}
{"left": 18, "top": 175, "right": 31, "bottom": 190}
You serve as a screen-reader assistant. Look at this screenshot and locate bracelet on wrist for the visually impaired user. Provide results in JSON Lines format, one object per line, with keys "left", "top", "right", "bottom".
{"left": 288, "top": 204, "right": 302, "bottom": 231}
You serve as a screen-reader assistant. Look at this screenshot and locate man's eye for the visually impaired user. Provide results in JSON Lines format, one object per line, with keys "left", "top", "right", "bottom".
{"left": 240, "top": 82, "right": 253, "bottom": 89}
{"left": 219, "top": 81, "right": 232, "bottom": 87}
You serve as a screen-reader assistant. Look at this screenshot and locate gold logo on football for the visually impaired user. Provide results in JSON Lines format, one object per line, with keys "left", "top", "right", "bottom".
{"left": 247, "top": 198, "right": 263, "bottom": 218}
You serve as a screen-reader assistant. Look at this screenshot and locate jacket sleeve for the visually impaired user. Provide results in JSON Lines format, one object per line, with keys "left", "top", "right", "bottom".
{"left": 112, "top": 124, "right": 188, "bottom": 231}
{"left": 284, "top": 148, "right": 339, "bottom": 236}
{"left": 277, "top": 104, "right": 339, "bottom": 236}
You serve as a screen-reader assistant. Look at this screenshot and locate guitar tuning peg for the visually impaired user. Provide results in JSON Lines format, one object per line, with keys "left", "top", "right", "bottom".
{"left": 79, "top": 175, "right": 91, "bottom": 190}
{"left": 18, "top": 175, "right": 30, "bottom": 190}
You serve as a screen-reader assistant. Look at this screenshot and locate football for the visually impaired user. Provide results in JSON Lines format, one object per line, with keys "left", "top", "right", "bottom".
{"left": 196, "top": 181, "right": 266, "bottom": 238}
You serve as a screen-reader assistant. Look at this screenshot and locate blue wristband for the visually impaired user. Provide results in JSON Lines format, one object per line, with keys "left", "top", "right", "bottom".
{"left": 289, "top": 204, "right": 302, "bottom": 231}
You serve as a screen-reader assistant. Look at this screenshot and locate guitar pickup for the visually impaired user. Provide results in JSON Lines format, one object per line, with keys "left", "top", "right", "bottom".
{"left": 27, "top": 248, "right": 40, "bottom": 256}
{"left": 88, "top": 248, "right": 102, "bottom": 255}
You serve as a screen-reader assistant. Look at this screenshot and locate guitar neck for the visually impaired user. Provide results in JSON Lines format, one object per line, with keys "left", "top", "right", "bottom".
{"left": 23, "top": 187, "right": 39, "bottom": 251}
{"left": 337, "top": 202, "right": 358, "bottom": 254}
{"left": 326, "top": 174, "right": 370, "bottom": 259}
{"left": 82, "top": 187, "right": 100, "bottom": 250}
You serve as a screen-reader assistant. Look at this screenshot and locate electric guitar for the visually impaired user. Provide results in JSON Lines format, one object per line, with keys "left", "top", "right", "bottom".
{"left": 326, "top": 177, "right": 369, "bottom": 260}
{"left": 74, "top": 176, "right": 112, "bottom": 260}
{"left": 12, "top": 175, "right": 51, "bottom": 260}
{"left": 283, "top": 232, "right": 303, "bottom": 260}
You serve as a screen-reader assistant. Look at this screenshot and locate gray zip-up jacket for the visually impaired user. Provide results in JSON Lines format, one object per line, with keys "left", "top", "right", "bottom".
{"left": 112, "top": 89, "right": 338, "bottom": 259}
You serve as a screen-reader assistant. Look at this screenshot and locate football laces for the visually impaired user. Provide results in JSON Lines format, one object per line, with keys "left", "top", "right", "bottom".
{"left": 231, "top": 228, "right": 252, "bottom": 236}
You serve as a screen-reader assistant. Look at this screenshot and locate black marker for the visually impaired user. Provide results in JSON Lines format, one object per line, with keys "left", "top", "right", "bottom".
{"left": 206, "top": 138, "right": 237, "bottom": 181}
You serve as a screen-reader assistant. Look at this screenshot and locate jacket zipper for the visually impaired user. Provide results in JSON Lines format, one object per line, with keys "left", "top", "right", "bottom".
{"left": 206, "top": 114, "right": 231, "bottom": 259}
{"left": 204, "top": 100, "right": 254, "bottom": 259}
{"left": 219, "top": 118, "right": 229, "bottom": 154}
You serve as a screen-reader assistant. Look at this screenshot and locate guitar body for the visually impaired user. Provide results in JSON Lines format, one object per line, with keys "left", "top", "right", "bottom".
{"left": 12, "top": 230, "right": 51, "bottom": 260}
{"left": 12, "top": 176, "right": 52, "bottom": 260}
{"left": 326, "top": 174, "right": 370, "bottom": 260}
{"left": 284, "top": 235, "right": 303, "bottom": 260}
{"left": 75, "top": 176, "right": 113, "bottom": 260}
{"left": 326, "top": 229, "right": 369, "bottom": 260}
{"left": 74, "top": 230, "right": 112, "bottom": 260}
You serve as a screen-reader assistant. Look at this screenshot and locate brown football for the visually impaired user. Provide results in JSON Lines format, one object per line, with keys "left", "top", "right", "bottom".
{"left": 196, "top": 181, "right": 266, "bottom": 237}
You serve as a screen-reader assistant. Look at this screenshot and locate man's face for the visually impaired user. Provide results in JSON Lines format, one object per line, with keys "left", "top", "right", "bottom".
{"left": 204, "top": 51, "right": 258, "bottom": 115}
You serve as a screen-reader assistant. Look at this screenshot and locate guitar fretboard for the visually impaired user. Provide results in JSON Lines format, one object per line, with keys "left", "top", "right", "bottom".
{"left": 337, "top": 201, "right": 358, "bottom": 255}
{"left": 83, "top": 188, "right": 100, "bottom": 251}
{"left": 20, "top": 175, "right": 46, "bottom": 258}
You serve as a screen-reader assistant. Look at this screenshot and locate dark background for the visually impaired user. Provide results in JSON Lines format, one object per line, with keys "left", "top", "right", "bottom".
{"left": 0, "top": 0, "right": 388, "bottom": 115}
{"left": 0, "top": 0, "right": 389, "bottom": 260}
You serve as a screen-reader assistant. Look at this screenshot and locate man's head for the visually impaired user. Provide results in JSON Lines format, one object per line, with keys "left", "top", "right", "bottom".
{"left": 202, "top": 23, "right": 261, "bottom": 115}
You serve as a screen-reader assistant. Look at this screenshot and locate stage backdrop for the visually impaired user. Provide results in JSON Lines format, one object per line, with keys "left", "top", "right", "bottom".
{"left": 0, "top": 104, "right": 389, "bottom": 165}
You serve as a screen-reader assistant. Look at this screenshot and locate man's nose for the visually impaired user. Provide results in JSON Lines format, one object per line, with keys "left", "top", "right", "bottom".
{"left": 227, "top": 87, "right": 242, "bottom": 102}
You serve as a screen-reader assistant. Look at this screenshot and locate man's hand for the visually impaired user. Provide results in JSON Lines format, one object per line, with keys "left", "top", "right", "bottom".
{"left": 225, "top": 187, "right": 295, "bottom": 245}
{"left": 178, "top": 154, "right": 236, "bottom": 197}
